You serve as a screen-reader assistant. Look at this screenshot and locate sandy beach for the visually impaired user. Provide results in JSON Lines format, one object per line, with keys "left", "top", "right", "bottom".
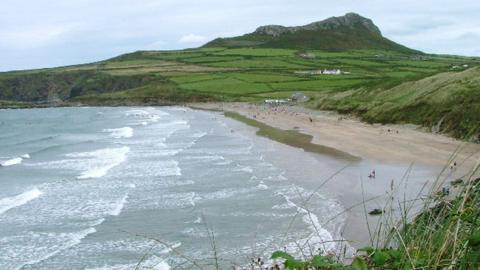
{"left": 191, "top": 102, "right": 480, "bottom": 249}
{"left": 192, "top": 102, "right": 480, "bottom": 170}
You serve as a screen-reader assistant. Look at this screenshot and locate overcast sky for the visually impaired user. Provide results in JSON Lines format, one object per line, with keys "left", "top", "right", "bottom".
{"left": 1, "top": 0, "right": 480, "bottom": 71}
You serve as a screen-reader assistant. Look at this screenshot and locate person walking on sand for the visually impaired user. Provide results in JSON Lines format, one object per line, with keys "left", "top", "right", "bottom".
{"left": 449, "top": 161, "right": 457, "bottom": 171}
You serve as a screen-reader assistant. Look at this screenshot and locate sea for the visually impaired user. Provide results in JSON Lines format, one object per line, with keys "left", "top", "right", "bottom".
{"left": 0, "top": 107, "right": 434, "bottom": 269}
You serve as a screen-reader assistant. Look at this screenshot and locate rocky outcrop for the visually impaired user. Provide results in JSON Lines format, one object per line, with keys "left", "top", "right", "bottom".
{"left": 254, "top": 13, "right": 381, "bottom": 37}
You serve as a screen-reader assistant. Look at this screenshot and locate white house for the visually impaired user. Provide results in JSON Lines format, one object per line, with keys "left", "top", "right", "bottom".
{"left": 322, "top": 69, "right": 341, "bottom": 75}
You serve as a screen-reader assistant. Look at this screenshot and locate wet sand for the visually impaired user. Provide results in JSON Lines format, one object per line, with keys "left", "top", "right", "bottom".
{"left": 191, "top": 102, "right": 480, "bottom": 250}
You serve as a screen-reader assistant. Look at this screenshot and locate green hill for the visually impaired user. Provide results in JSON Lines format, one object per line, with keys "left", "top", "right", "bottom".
{"left": 0, "top": 13, "right": 478, "bottom": 140}
{"left": 204, "top": 13, "right": 419, "bottom": 54}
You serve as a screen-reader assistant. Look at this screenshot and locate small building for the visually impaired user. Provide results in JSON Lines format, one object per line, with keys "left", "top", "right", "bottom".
{"left": 264, "top": 99, "right": 290, "bottom": 106}
{"left": 290, "top": 92, "right": 309, "bottom": 103}
{"left": 294, "top": 69, "right": 347, "bottom": 76}
{"left": 323, "top": 69, "right": 341, "bottom": 75}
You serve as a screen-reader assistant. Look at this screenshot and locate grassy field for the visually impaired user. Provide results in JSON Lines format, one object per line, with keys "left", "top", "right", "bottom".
{"left": 0, "top": 47, "right": 479, "bottom": 139}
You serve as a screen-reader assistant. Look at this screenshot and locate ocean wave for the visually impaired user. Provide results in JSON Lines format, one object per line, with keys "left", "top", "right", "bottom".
{"left": 233, "top": 165, "right": 253, "bottom": 174}
{"left": 103, "top": 127, "right": 133, "bottom": 139}
{"left": 183, "top": 155, "right": 225, "bottom": 162}
{"left": 276, "top": 188, "right": 338, "bottom": 253}
{"left": 0, "top": 188, "right": 43, "bottom": 215}
{"left": 65, "top": 146, "right": 130, "bottom": 179}
{"left": 85, "top": 255, "right": 171, "bottom": 270}
{"left": 119, "top": 159, "right": 181, "bottom": 179}
{"left": 181, "top": 227, "right": 210, "bottom": 238}
{"left": 257, "top": 181, "right": 269, "bottom": 190}
{"left": 109, "top": 193, "right": 129, "bottom": 216}
{"left": 193, "top": 216, "right": 202, "bottom": 224}
{"left": 191, "top": 132, "right": 207, "bottom": 139}
{"left": 200, "top": 187, "right": 256, "bottom": 201}
{"left": 156, "top": 160, "right": 182, "bottom": 177}
{"left": 157, "top": 149, "right": 182, "bottom": 157}
{"left": 138, "top": 192, "right": 196, "bottom": 210}
{"left": 0, "top": 157, "right": 23, "bottom": 167}
{"left": 4, "top": 227, "right": 97, "bottom": 270}
{"left": 125, "top": 109, "right": 169, "bottom": 124}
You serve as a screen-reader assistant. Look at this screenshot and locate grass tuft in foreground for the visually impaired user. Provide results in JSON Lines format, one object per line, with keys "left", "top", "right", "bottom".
{"left": 262, "top": 163, "right": 480, "bottom": 270}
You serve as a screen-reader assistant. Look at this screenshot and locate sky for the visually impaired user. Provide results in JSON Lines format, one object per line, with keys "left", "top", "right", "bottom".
{"left": 1, "top": 0, "right": 480, "bottom": 71}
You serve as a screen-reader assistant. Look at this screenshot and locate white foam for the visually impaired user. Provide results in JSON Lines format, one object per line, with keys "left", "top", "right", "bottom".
{"left": 103, "top": 127, "right": 133, "bottom": 139}
{"left": 140, "top": 192, "right": 196, "bottom": 209}
{"left": 200, "top": 187, "right": 255, "bottom": 201}
{"left": 125, "top": 109, "right": 151, "bottom": 117}
{"left": 65, "top": 146, "right": 130, "bottom": 179}
{"left": 21, "top": 154, "right": 31, "bottom": 159}
{"left": 257, "top": 181, "right": 269, "bottom": 190}
{"left": 12, "top": 228, "right": 96, "bottom": 270}
{"left": 234, "top": 165, "right": 253, "bottom": 173}
{"left": 278, "top": 189, "right": 337, "bottom": 252}
{"left": 158, "top": 242, "right": 181, "bottom": 254}
{"left": 143, "top": 257, "right": 171, "bottom": 270}
{"left": 0, "top": 188, "right": 43, "bottom": 215}
{"left": 149, "top": 114, "right": 161, "bottom": 122}
{"left": 181, "top": 227, "right": 209, "bottom": 238}
{"left": 183, "top": 155, "right": 224, "bottom": 162}
{"left": 188, "top": 192, "right": 196, "bottom": 207}
{"left": 1, "top": 157, "right": 23, "bottom": 167}
{"left": 156, "top": 160, "right": 182, "bottom": 176}
{"left": 191, "top": 132, "right": 207, "bottom": 138}
{"left": 157, "top": 149, "right": 181, "bottom": 157}
{"left": 85, "top": 248, "right": 174, "bottom": 270}
{"left": 193, "top": 216, "right": 202, "bottom": 224}
{"left": 109, "top": 194, "right": 129, "bottom": 216}
{"left": 125, "top": 109, "right": 168, "bottom": 123}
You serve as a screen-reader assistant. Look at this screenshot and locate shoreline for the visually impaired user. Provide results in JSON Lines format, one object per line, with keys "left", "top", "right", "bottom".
{"left": 224, "top": 111, "right": 360, "bottom": 162}
{"left": 191, "top": 102, "right": 480, "bottom": 169}
{"left": 192, "top": 102, "right": 480, "bottom": 250}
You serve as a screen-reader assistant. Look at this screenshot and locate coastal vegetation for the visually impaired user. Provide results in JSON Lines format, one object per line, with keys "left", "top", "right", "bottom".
{"left": 1, "top": 13, "right": 479, "bottom": 141}
{"left": 1, "top": 46, "right": 478, "bottom": 140}
{"left": 261, "top": 166, "right": 480, "bottom": 270}
{"left": 1, "top": 12, "right": 479, "bottom": 269}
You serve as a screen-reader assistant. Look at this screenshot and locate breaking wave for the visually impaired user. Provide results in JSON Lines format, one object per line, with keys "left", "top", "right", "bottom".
{"left": 103, "top": 127, "right": 133, "bottom": 139}
{"left": 0, "top": 188, "right": 43, "bottom": 215}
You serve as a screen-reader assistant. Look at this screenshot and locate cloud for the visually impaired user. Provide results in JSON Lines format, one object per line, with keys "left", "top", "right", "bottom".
{"left": 1, "top": 0, "right": 480, "bottom": 71}
{"left": 179, "top": 34, "right": 209, "bottom": 44}
{"left": 0, "top": 24, "right": 77, "bottom": 49}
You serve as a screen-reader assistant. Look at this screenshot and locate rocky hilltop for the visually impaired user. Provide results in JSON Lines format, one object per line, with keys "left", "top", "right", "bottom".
{"left": 204, "top": 13, "right": 418, "bottom": 53}
{"left": 254, "top": 13, "right": 381, "bottom": 36}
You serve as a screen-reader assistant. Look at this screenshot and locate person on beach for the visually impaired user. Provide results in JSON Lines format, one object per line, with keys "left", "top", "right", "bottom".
{"left": 309, "top": 117, "right": 313, "bottom": 123}
{"left": 449, "top": 161, "right": 457, "bottom": 171}
{"left": 368, "top": 170, "right": 376, "bottom": 179}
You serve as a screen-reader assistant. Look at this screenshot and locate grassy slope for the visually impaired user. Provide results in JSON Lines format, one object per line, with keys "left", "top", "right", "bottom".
{"left": 0, "top": 47, "right": 478, "bottom": 139}
{"left": 313, "top": 67, "right": 480, "bottom": 139}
